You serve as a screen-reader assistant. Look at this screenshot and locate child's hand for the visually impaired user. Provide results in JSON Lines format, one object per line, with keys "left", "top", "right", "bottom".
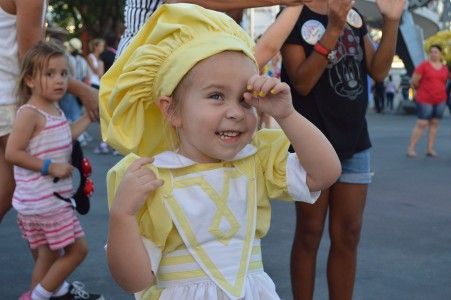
{"left": 244, "top": 75, "right": 295, "bottom": 121}
{"left": 49, "top": 162, "right": 73, "bottom": 179}
{"left": 111, "top": 157, "right": 164, "bottom": 217}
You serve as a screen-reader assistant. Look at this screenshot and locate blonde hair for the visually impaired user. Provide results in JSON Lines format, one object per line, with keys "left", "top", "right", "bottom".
{"left": 16, "top": 41, "right": 67, "bottom": 106}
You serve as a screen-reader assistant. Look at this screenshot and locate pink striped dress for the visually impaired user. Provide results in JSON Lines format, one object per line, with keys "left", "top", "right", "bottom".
{"left": 13, "top": 104, "right": 84, "bottom": 250}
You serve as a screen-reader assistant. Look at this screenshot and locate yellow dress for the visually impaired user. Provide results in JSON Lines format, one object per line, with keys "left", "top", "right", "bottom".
{"left": 107, "top": 129, "right": 320, "bottom": 300}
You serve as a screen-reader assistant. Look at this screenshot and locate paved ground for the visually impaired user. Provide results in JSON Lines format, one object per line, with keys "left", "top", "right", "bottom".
{"left": 1, "top": 111, "right": 450, "bottom": 300}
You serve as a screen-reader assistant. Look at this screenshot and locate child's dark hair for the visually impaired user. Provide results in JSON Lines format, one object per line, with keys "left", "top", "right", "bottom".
{"left": 16, "top": 41, "right": 67, "bottom": 106}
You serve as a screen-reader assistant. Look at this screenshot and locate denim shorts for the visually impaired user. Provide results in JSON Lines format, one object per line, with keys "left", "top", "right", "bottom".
{"left": 338, "top": 148, "right": 372, "bottom": 184}
{"left": 415, "top": 101, "right": 446, "bottom": 120}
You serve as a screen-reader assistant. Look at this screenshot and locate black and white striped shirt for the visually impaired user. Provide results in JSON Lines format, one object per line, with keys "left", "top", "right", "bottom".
{"left": 117, "top": 0, "right": 163, "bottom": 57}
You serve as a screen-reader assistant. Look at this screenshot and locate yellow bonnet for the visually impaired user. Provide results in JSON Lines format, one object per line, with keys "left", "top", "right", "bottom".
{"left": 100, "top": 3, "right": 256, "bottom": 157}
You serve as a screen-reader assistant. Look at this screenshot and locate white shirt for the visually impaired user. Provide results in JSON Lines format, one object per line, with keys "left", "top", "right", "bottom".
{"left": 0, "top": 6, "right": 19, "bottom": 105}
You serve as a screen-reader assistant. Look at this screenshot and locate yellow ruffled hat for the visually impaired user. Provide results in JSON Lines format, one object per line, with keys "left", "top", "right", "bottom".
{"left": 100, "top": 3, "right": 256, "bottom": 157}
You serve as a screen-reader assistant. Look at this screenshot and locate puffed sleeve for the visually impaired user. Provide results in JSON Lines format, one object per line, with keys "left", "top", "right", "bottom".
{"left": 106, "top": 153, "right": 174, "bottom": 271}
{"left": 253, "top": 129, "right": 320, "bottom": 204}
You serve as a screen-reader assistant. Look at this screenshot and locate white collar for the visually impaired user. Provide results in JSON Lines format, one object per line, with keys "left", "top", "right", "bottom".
{"left": 153, "top": 144, "right": 257, "bottom": 169}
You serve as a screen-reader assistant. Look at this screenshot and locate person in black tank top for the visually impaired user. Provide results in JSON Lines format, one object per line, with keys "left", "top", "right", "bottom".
{"left": 275, "top": 0, "right": 405, "bottom": 299}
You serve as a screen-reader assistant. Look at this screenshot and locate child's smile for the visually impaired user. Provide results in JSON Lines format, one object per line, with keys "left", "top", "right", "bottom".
{"left": 173, "top": 51, "right": 258, "bottom": 163}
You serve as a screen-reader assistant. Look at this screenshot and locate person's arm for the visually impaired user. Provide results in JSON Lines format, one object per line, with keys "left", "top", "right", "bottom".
{"left": 165, "top": 0, "right": 307, "bottom": 11}
{"left": 411, "top": 72, "right": 421, "bottom": 89}
{"left": 255, "top": 6, "right": 303, "bottom": 70}
{"left": 364, "top": 0, "right": 404, "bottom": 81}
{"left": 281, "top": 0, "right": 352, "bottom": 96}
{"left": 5, "top": 108, "right": 73, "bottom": 178}
{"left": 15, "top": 0, "right": 46, "bottom": 60}
{"left": 66, "top": 78, "right": 99, "bottom": 121}
{"left": 70, "top": 114, "right": 92, "bottom": 140}
{"left": 245, "top": 75, "right": 341, "bottom": 191}
{"left": 107, "top": 158, "right": 164, "bottom": 292}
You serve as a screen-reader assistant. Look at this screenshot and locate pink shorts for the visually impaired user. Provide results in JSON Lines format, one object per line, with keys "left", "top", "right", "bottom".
{"left": 17, "top": 207, "right": 85, "bottom": 250}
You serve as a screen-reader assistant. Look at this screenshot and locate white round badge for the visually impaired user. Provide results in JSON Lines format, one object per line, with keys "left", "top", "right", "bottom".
{"left": 347, "top": 9, "right": 363, "bottom": 28}
{"left": 301, "top": 20, "right": 326, "bottom": 45}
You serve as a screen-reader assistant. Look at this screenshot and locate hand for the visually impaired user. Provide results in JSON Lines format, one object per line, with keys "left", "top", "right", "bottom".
{"left": 111, "top": 157, "right": 164, "bottom": 217}
{"left": 244, "top": 75, "right": 294, "bottom": 121}
{"left": 49, "top": 162, "right": 73, "bottom": 179}
{"left": 80, "top": 85, "right": 99, "bottom": 121}
{"left": 377, "top": 0, "right": 405, "bottom": 21}
{"left": 327, "top": 0, "right": 354, "bottom": 33}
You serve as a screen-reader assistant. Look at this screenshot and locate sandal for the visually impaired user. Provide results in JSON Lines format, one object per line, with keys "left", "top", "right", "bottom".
{"left": 406, "top": 149, "right": 417, "bottom": 157}
{"left": 426, "top": 151, "right": 438, "bottom": 157}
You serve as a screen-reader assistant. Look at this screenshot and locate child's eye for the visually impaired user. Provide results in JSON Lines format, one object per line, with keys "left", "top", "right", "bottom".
{"left": 46, "top": 72, "right": 53, "bottom": 77}
{"left": 208, "top": 92, "right": 224, "bottom": 101}
{"left": 61, "top": 70, "right": 68, "bottom": 77}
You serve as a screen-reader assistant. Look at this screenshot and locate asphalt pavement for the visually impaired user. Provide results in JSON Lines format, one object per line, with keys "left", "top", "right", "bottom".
{"left": 1, "top": 110, "right": 450, "bottom": 300}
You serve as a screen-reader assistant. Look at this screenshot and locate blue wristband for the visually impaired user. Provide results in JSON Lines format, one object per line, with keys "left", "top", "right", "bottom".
{"left": 41, "top": 159, "right": 52, "bottom": 176}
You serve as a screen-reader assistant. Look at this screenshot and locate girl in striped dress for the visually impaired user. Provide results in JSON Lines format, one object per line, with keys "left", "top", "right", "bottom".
{"left": 5, "top": 41, "right": 101, "bottom": 300}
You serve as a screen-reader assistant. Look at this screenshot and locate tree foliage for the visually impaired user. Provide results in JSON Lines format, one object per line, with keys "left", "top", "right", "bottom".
{"left": 424, "top": 30, "right": 451, "bottom": 66}
{"left": 48, "top": 0, "right": 124, "bottom": 38}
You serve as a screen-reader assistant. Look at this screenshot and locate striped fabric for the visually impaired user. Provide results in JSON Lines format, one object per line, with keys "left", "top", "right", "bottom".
{"left": 17, "top": 206, "right": 85, "bottom": 250}
{"left": 157, "top": 240, "right": 264, "bottom": 288}
{"left": 116, "top": 0, "right": 163, "bottom": 57}
{"left": 12, "top": 104, "right": 73, "bottom": 215}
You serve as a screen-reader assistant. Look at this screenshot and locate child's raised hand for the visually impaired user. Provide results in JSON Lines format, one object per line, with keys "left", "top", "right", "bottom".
{"left": 111, "top": 157, "right": 164, "bottom": 217}
{"left": 244, "top": 75, "right": 295, "bottom": 121}
{"left": 49, "top": 162, "right": 73, "bottom": 179}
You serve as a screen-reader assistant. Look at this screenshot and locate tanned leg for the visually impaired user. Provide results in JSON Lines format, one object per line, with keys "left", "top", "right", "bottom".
{"left": 31, "top": 245, "right": 60, "bottom": 288}
{"left": 327, "top": 183, "right": 367, "bottom": 300}
{"left": 40, "top": 238, "right": 88, "bottom": 292}
{"left": 426, "top": 118, "right": 439, "bottom": 155}
{"left": 407, "top": 119, "right": 428, "bottom": 156}
{"left": 291, "top": 188, "right": 330, "bottom": 300}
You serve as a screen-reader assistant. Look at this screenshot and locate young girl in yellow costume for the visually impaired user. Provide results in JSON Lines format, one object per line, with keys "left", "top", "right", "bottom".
{"left": 100, "top": 3, "right": 341, "bottom": 300}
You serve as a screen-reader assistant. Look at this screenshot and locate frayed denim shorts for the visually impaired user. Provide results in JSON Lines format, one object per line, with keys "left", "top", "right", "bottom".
{"left": 338, "top": 148, "right": 372, "bottom": 184}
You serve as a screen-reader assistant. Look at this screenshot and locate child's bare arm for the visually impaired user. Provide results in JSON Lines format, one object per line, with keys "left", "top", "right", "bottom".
{"left": 245, "top": 75, "right": 341, "bottom": 191}
{"left": 70, "top": 114, "right": 92, "bottom": 140}
{"left": 6, "top": 108, "right": 73, "bottom": 178}
{"left": 108, "top": 157, "right": 164, "bottom": 293}
{"left": 255, "top": 6, "right": 303, "bottom": 70}
{"left": 5, "top": 108, "right": 40, "bottom": 171}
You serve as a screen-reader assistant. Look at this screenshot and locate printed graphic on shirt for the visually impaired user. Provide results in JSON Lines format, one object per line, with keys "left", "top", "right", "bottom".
{"left": 301, "top": 20, "right": 325, "bottom": 45}
{"left": 326, "top": 25, "right": 364, "bottom": 100}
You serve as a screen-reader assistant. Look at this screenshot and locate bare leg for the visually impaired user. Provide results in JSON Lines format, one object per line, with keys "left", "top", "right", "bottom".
{"left": 426, "top": 118, "right": 439, "bottom": 156}
{"left": 407, "top": 119, "right": 428, "bottom": 156}
{"left": 327, "top": 183, "right": 367, "bottom": 300}
{"left": 291, "top": 189, "right": 330, "bottom": 300}
{"left": 31, "top": 245, "right": 60, "bottom": 288}
{"left": 0, "top": 134, "right": 15, "bottom": 223}
{"left": 40, "top": 238, "right": 88, "bottom": 292}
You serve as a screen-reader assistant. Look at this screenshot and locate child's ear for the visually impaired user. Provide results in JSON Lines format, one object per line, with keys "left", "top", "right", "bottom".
{"left": 24, "top": 75, "right": 34, "bottom": 89}
{"left": 157, "top": 96, "right": 182, "bottom": 128}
